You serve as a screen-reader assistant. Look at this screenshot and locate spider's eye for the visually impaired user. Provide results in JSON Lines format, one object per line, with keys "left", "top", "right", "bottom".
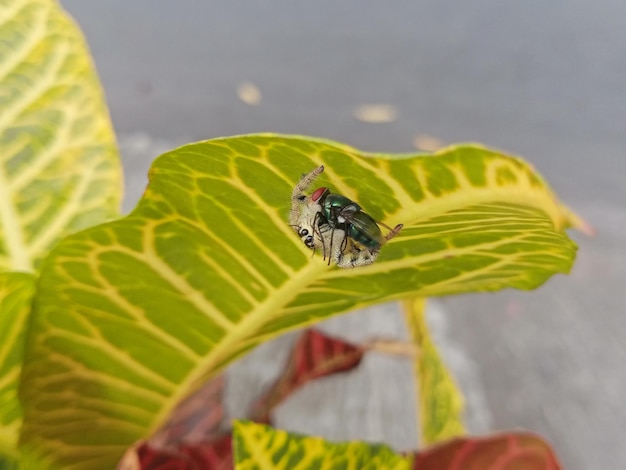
{"left": 304, "top": 235, "right": 314, "bottom": 248}
{"left": 297, "top": 195, "right": 306, "bottom": 201}
{"left": 299, "top": 228, "right": 309, "bottom": 237}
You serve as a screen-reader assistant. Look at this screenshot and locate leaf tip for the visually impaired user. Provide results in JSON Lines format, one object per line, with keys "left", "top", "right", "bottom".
{"left": 561, "top": 205, "right": 595, "bottom": 236}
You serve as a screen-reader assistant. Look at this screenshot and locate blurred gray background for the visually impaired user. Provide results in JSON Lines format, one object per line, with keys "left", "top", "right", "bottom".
{"left": 60, "top": 2, "right": 626, "bottom": 469}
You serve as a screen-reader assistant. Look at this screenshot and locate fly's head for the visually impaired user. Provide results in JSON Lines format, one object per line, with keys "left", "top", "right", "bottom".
{"left": 310, "top": 186, "right": 329, "bottom": 204}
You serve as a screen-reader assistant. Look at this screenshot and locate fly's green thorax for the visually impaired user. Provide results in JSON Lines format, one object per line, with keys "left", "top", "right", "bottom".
{"left": 320, "top": 193, "right": 384, "bottom": 250}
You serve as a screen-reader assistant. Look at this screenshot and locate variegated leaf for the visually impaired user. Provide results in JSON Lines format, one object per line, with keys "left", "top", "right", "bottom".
{"left": 403, "top": 298, "right": 465, "bottom": 445}
{"left": 20, "top": 135, "right": 581, "bottom": 468}
{"left": 0, "top": 0, "right": 121, "bottom": 273}
{"left": 233, "top": 421, "right": 410, "bottom": 470}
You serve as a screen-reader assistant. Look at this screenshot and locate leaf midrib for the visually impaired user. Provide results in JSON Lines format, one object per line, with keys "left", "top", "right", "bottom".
{"left": 146, "top": 258, "right": 325, "bottom": 438}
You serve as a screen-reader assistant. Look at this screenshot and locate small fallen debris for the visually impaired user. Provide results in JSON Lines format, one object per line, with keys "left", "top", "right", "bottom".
{"left": 362, "top": 338, "right": 419, "bottom": 357}
{"left": 237, "top": 82, "right": 262, "bottom": 106}
{"left": 413, "top": 133, "right": 444, "bottom": 151}
{"left": 353, "top": 104, "right": 397, "bottom": 123}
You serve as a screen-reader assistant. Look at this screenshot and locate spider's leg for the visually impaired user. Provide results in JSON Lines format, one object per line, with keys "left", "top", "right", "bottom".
{"left": 289, "top": 166, "right": 325, "bottom": 228}
{"left": 314, "top": 212, "right": 327, "bottom": 261}
{"left": 292, "top": 165, "right": 324, "bottom": 198}
{"left": 340, "top": 225, "right": 349, "bottom": 253}
{"left": 328, "top": 225, "right": 335, "bottom": 266}
{"left": 383, "top": 223, "right": 404, "bottom": 242}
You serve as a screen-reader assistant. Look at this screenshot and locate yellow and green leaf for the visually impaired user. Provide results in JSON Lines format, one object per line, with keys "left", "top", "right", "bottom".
{"left": 403, "top": 297, "right": 465, "bottom": 445}
{"left": 0, "top": 0, "right": 122, "bottom": 463}
{"left": 233, "top": 421, "right": 411, "bottom": 470}
{"left": 0, "top": 0, "right": 122, "bottom": 274}
{"left": 19, "top": 135, "right": 581, "bottom": 468}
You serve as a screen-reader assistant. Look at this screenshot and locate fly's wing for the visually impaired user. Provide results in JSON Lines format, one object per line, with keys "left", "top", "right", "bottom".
{"left": 346, "top": 211, "right": 385, "bottom": 248}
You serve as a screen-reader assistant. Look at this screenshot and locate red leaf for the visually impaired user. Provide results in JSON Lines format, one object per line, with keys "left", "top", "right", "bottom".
{"left": 412, "top": 432, "right": 562, "bottom": 470}
{"left": 250, "top": 329, "right": 365, "bottom": 423}
{"left": 133, "top": 434, "right": 233, "bottom": 470}
{"left": 150, "top": 376, "right": 225, "bottom": 449}
{"left": 179, "top": 434, "right": 233, "bottom": 470}
{"left": 136, "top": 443, "right": 193, "bottom": 470}
{"left": 117, "top": 377, "right": 230, "bottom": 470}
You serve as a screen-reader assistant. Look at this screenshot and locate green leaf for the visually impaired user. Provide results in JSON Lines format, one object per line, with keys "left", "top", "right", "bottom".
{"left": 0, "top": 272, "right": 35, "bottom": 457}
{"left": 0, "top": 0, "right": 122, "bottom": 273}
{"left": 233, "top": 421, "right": 411, "bottom": 470}
{"left": 20, "top": 135, "right": 581, "bottom": 468}
{"left": 403, "top": 297, "right": 464, "bottom": 445}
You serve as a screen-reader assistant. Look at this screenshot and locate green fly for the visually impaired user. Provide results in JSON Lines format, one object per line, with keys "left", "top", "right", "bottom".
{"left": 290, "top": 165, "right": 402, "bottom": 268}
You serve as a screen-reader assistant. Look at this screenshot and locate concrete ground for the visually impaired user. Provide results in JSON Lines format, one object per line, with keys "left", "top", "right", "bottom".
{"left": 60, "top": 2, "right": 626, "bottom": 468}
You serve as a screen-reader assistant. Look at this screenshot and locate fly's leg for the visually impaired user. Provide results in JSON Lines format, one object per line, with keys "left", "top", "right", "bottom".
{"left": 324, "top": 225, "right": 340, "bottom": 265}
{"left": 327, "top": 225, "right": 351, "bottom": 266}
{"left": 321, "top": 225, "right": 349, "bottom": 266}
{"left": 383, "top": 223, "right": 403, "bottom": 242}
{"left": 314, "top": 213, "right": 332, "bottom": 262}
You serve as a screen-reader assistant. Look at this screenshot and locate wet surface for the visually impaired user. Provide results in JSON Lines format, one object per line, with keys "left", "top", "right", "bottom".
{"left": 61, "top": 2, "right": 626, "bottom": 468}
